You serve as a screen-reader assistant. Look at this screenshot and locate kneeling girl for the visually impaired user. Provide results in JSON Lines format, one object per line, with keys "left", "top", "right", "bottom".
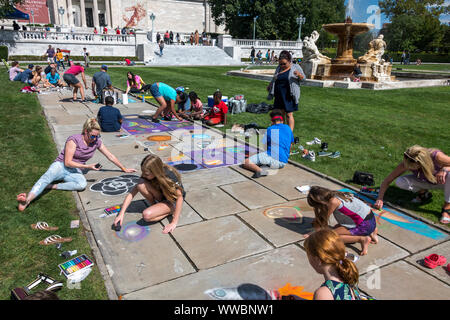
{"left": 114, "top": 155, "right": 185, "bottom": 234}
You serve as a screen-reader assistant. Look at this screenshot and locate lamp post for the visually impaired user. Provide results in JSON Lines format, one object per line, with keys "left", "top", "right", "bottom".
{"left": 30, "top": 10, "right": 35, "bottom": 30}
{"left": 253, "top": 16, "right": 258, "bottom": 41}
{"left": 58, "top": 7, "right": 65, "bottom": 27}
{"left": 149, "top": 12, "right": 155, "bottom": 42}
{"left": 296, "top": 14, "right": 306, "bottom": 41}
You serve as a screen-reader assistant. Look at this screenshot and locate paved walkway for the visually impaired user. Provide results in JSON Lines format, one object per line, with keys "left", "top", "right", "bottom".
{"left": 37, "top": 80, "right": 450, "bottom": 300}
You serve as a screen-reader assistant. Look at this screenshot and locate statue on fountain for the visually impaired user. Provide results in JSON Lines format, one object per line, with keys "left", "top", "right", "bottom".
{"left": 357, "top": 34, "right": 387, "bottom": 64}
{"left": 301, "top": 31, "right": 331, "bottom": 78}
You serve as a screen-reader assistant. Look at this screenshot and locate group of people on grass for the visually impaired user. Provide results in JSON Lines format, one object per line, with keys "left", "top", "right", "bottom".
{"left": 14, "top": 48, "right": 450, "bottom": 300}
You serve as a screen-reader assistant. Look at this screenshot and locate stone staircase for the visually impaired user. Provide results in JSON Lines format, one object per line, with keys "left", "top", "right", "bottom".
{"left": 146, "top": 45, "right": 243, "bottom": 66}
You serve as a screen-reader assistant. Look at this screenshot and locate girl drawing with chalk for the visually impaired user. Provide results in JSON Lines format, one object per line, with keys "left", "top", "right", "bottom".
{"left": 305, "top": 186, "right": 378, "bottom": 256}
{"left": 113, "top": 154, "right": 185, "bottom": 234}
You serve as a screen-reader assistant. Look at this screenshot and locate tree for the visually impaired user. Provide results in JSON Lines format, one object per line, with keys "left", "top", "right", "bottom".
{"left": 379, "top": 0, "right": 449, "bottom": 52}
{"left": 207, "top": 0, "right": 345, "bottom": 40}
{"left": 0, "top": 0, "right": 24, "bottom": 20}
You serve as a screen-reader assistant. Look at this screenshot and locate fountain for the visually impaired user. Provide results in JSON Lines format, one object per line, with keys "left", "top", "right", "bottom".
{"left": 301, "top": 17, "right": 393, "bottom": 82}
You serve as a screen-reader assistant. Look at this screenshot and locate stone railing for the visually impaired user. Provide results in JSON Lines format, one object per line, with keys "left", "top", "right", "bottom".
{"left": 12, "top": 30, "right": 135, "bottom": 44}
{"left": 218, "top": 35, "right": 303, "bottom": 62}
{"left": 233, "top": 39, "right": 302, "bottom": 49}
{"left": 0, "top": 29, "right": 138, "bottom": 57}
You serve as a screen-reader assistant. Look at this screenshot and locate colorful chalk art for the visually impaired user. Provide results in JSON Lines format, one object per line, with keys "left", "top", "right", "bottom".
{"left": 341, "top": 188, "right": 448, "bottom": 240}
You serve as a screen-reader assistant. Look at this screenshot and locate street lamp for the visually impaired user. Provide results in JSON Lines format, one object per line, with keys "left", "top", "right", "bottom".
{"left": 58, "top": 7, "right": 65, "bottom": 27}
{"left": 253, "top": 16, "right": 258, "bottom": 40}
{"left": 296, "top": 14, "right": 306, "bottom": 41}
{"left": 149, "top": 12, "right": 155, "bottom": 42}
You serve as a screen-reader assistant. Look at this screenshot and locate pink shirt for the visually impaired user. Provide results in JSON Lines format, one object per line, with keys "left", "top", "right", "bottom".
{"left": 9, "top": 66, "right": 21, "bottom": 81}
{"left": 55, "top": 134, "right": 102, "bottom": 165}
{"left": 191, "top": 98, "right": 203, "bottom": 112}
{"left": 65, "top": 65, "right": 84, "bottom": 76}
{"left": 127, "top": 75, "right": 143, "bottom": 89}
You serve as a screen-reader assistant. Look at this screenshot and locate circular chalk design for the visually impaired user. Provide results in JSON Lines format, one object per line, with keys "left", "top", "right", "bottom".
{"left": 157, "top": 144, "right": 170, "bottom": 151}
{"left": 192, "top": 134, "right": 210, "bottom": 140}
{"left": 263, "top": 206, "right": 303, "bottom": 224}
{"left": 116, "top": 221, "right": 150, "bottom": 242}
{"left": 147, "top": 135, "right": 171, "bottom": 142}
{"left": 173, "top": 163, "right": 200, "bottom": 171}
{"left": 204, "top": 159, "right": 223, "bottom": 166}
{"left": 90, "top": 175, "right": 140, "bottom": 196}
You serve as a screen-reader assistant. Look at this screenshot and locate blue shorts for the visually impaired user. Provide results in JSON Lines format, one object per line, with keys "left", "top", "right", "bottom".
{"left": 248, "top": 152, "right": 286, "bottom": 169}
{"left": 150, "top": 83, "right": 161, "bottom": 98}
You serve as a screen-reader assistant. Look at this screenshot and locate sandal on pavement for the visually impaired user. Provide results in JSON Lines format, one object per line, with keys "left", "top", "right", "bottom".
{"left": 423, "top": 254, "right": 447, "bottom": 269}
{"left": 31, "top": 222, "right": 59, "bottom": 231}
{"left": 440, "top": 209, "right": 450, "bottom": 224}
{"left": 39, "top": 235, "right": 72, "bottom": 246}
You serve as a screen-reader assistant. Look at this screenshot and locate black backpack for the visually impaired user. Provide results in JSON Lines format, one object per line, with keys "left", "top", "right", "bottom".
{"left": 352, "top": 171, "right": 375, "bottom": 186}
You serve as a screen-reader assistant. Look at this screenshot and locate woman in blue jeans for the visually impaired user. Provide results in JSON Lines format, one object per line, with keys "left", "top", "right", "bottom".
{"left": 17, "top": 118, "right": 136, "bottom": 211}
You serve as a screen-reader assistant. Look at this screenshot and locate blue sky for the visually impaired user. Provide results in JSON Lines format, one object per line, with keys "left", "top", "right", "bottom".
{"left": 344, "top": 0, "right": 450, "bottom": 28}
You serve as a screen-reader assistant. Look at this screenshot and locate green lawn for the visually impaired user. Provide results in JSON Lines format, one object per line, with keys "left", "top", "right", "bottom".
{"left": 86, "top": 66, "right": 450, "bottom": 227}
{"left": 392, "top": 63, "right": 450, "bottom": 72}
{"left": 0, "top": 72, "right": 108, "bottom": 299}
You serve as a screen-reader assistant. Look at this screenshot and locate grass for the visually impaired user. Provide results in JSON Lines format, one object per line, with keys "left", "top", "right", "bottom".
{"left": 0, "top": 71, "right": 108, "bottom": 299}
{"left": 85, "top": 66, "right": 450, "bottom": 227}
{"left": 392, "top": 63, "right": 450, "bottom": 72}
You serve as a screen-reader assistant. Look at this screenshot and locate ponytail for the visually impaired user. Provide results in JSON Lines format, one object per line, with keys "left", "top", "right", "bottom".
{"left": 304, "top": 229, "right": 359, "bottom": 287}
{"left": 335, "top": 258, "right": 359, "bottom": 287}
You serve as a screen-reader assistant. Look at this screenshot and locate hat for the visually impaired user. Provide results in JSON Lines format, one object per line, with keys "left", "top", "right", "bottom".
{"left": 28, "top": 64, "right": 34, "bottom": 68}
{"left": 101, "top": 64, "right": 108, "bottom": 70}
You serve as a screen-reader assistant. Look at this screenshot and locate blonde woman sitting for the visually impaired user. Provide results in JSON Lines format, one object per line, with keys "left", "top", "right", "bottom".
{"left": 17, "top": 118, "right": 136, "bottom": 211}
{"left": 374, "top": 145, "right": 450, "bottom": 224}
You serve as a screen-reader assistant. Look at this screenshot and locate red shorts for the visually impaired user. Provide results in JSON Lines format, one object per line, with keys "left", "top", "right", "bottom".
{"left": 204, "top": 116, "right": 222, "bottom": 125}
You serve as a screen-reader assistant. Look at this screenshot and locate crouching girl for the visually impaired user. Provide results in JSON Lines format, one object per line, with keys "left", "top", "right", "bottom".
{"left": 114, "top": 155, "right": 185, "bottom": 234}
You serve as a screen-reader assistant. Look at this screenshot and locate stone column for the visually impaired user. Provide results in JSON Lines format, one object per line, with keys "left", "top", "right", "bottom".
{"left": 93, "top": 0, "right": 100, "bottom": 29}
{"left": 67, "top": 0, "right": 73, "bottom": 26}
{"left": 105, "top": 0, "right": 111, "bottom": 27}
{"left": 52, "top": 0, "right": 59, "bottom": 25}
{"left": 80, "top": 0, "right": 87, "bottom": 27}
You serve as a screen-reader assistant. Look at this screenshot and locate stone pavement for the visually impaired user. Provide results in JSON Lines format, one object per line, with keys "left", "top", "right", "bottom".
{"left": 37, "top": 79, "right": 450, "bottom": 300}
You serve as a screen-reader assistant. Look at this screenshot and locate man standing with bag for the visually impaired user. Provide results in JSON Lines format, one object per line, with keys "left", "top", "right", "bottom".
{"left": 92, "top": 65, "right": 112, "bottom": 103}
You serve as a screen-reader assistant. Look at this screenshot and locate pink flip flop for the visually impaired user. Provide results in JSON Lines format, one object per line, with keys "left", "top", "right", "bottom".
{"left": 424, "top": 254, "right": 447, "bottom": 269}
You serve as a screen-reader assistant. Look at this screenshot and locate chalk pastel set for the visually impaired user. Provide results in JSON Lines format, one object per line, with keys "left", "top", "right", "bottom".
{"left": 58, "top": 254, "right": 94, "bottom": 278}
{"left": 104, "top": 205, "right": 121, "bottom": 215}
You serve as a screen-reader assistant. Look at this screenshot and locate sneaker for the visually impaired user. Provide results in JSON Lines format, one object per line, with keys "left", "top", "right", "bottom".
{"left": 318, "top": 151, "right": 332, "bottom": 157}
{"left": 151, "top": 117, "right": 160, "bottom": 123}
{"left": 328, "top": 151, "right": 340, "bottom": 158}
{"left": 294, "top": 137, "right": 300, "bottom": 145}
{"left": 306, "top": 137, "right": 321, "bottom": 145}
{"left": 302, "top": 150, "right": 316, "bottom": 162}
{"left": 252, "top": 169, "right": 269, "bottom": 179}
{"left": 320, "top": 142, "right": 328, "bottom": 151}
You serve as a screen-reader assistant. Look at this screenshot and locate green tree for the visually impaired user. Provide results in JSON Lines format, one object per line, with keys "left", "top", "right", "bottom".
{"left": 379, "top": 0, "right": 449, "bottom": 52}
{"left": 207, "top": 0, "right": 345, "bottom": 40}
{"left": 0, "top": 0, "right": 24, "bottom": 19}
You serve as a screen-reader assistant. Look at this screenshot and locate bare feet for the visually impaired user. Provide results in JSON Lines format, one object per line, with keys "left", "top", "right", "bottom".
{"left": 17, "top": 193, "right": 28, "bottom": 211}
{"left": 360, "top": 236, "right": 371, "bottom": 256}
{"left": 370, "top": 227, "right": 379, "bottom": 244}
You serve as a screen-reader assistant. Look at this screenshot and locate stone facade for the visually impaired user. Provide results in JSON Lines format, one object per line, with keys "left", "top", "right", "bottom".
{"left": 44, "top": 0, "right": 224, "bottom": 34}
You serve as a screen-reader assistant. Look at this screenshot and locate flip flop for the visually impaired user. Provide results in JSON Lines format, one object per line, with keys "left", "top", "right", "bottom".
{"left": 423, "top": 254, "right": 447, "bottom": 269}
{"left": 39, "top": 235, "right": 72, "bottom": 246}
{"left": 31, "top": 222, "right": 59, "bottom": 231}
{"left": 439, "top": 209, "right": 450, "bottom": 224}
{"left": 447, "top": 264, "right": 450, "bottom": 273}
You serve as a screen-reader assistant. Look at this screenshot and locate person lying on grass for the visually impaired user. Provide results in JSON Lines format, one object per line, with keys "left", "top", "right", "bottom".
{"left": 242, "top": 110, "right": 293, "bottom": 178}
{"left": 17, "top": 118, "right": 136, "bottom": 211}
{"left": 149, "top": 82, "right": 187, "bottom": 122}
{"left": 304, "top": 229, "right": 363, "bottom": 300}
{"left": 113, "top": 154, "right": 185, "bottom": 234}
{"left": 374, "top": 145, "right": 450, "bottom": 224}
{"left": 305, "top": 186, "right": 378, "bottom": 256}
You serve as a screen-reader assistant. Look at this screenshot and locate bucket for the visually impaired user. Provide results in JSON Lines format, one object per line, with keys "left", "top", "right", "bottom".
{"left": 207, "top": 95, "right": 228, "bottom": 107}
